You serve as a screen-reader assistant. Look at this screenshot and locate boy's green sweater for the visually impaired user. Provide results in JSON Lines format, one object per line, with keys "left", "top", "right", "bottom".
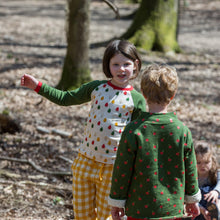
{"left": 109, "top": 111, "right": 201, "bottom": 219}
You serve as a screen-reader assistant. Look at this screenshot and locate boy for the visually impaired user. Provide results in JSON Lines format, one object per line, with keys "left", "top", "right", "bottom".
{"left": 108, "top": 64, "right": 201, "bottom": 220}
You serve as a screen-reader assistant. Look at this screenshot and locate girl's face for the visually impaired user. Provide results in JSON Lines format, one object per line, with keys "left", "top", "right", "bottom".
{"left": 109, "top": 53, "right": 138, "bottom": 88}
{"left": 196, "top": 153, "right": 212, "bottom": 178}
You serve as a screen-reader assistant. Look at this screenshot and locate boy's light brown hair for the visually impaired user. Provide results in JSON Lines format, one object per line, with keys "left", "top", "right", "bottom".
{"left": 141, "top": 64, "right": 178, "bottom": 105}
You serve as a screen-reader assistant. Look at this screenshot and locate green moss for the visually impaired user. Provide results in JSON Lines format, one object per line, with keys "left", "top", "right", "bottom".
{"left": 57, "top": 66, "right": 91, "bottom": 90}
{"left": 2, "top": 109, "right": 10, "bottom": 115}
{"left": 130, "top": 26, "right": 155, "bottom": 51}
{"left": 123, "top": 0, "right": 180, "bottom": 53}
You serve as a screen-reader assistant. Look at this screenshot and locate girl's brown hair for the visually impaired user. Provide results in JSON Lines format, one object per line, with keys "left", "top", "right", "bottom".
{"left": 195, "top": 141, "right": 218, "bottom": 185}
{"left": 102, "top": 39, "right": 142, "bottom": 78}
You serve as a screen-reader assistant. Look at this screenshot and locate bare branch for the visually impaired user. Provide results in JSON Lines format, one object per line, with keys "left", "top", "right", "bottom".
{"left": 37, "top": 126, "right": 72, "bottom": 138}
{"left": 0, "top": 156, "right": 71, "bottom": 176}
{"left": 103, "top": 0, "right": 120, "bottom": 19}
{"left": 0, "top": 179, "right": 71, "bottom": 191}
{"left": 58, "top": 155, "right": 74, "bottom": 164}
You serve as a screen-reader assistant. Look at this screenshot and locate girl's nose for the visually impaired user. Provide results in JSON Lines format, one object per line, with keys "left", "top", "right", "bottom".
{"left": 119, "top": 65, "right": 125, "bottom": 71}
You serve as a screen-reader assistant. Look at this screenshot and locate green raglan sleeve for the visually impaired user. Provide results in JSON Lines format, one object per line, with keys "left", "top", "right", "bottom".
{"left": 130, "top": 89, "right": 146, "bottom": 121}
{"left": 109, "top": 123, "right": 137, "bottom": 207}
{"left": 38, "top": 80, "right": 107, "bottom": 106}
{"left": 184, "top": 129, "right": 201, "bottom": 203}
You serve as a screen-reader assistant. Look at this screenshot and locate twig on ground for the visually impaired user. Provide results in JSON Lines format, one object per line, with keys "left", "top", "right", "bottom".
{"left": 0, "top": 179, "right": 71, "bottom": 191}
{"left": 0, "top": 156, "right": 71, "bottom": 176}
{"left": 58, "top": 155, "right": 73, "bottom": 164}
{"left": 37, "top": 126, "right": 72, "bottom": 138}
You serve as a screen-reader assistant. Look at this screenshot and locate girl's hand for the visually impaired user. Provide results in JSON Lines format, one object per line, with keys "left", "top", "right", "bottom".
{"left": 111, "top": 207, "right": 125, "bottom": 220}
{"left": 204, "top": 190, "right": 219, "bottom": 204}
{"left": 200, "top": 206, "right": 211, "bottom": 220}
{"left": 21, "top": 74, "right": 39, "bottom": 90}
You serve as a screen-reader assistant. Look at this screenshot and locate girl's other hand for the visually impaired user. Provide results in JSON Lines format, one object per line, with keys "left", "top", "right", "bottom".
{"left": 21, "top": 74, "right": 39, "bottom": 90}
{"left": 204, "top": 190, "right": 219, "bottom": 204}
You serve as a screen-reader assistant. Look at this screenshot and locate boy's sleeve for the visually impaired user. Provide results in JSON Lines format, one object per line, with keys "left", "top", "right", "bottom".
{"left": 184, "top": 130, "right": 201, "bottom": 203}
{"left": 37, "top": 80, "right": 106, "bottom": 106}
{"left": 108, "top": 125, "right": 136, "bottom": 207}
{"left": 131, "top": 90, "right": 146, "bottom": 121}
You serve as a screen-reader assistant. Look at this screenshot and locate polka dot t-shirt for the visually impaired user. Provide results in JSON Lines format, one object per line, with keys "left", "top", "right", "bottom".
{"left": 37, "top": 80, "right": 146, "bottom": 164}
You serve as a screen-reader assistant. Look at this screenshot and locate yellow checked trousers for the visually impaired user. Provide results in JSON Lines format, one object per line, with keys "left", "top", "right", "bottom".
{"left": 71, "top": 153, "right": 113, "bottom": 220}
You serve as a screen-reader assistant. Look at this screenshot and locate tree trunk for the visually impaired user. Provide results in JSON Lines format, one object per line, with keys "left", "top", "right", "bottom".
{"left": 57, "top": 0, "right": 91, "bottom": 90}
{"left": 122, "top": 0, "right": 180, "bottom": 52}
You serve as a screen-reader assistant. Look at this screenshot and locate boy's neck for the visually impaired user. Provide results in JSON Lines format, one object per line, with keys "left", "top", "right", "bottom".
{"left": 148, "top": 103, "right": 168, "bottom": 113}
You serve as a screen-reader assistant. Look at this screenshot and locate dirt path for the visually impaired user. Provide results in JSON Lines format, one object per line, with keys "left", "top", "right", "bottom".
{"left": 0, "top": 0, "right": 219, "bottom": 219}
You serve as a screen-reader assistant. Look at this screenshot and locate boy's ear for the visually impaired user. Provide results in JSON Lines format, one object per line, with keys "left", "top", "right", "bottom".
{"left": 141, "top": 90, "right": 148, "bottom": 100}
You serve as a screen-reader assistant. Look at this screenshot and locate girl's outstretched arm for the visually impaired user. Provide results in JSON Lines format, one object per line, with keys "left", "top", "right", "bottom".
{"left": 204, "top": 190, "right": 219, "bottom": 204}
{"left": 21, "top": 74, "right": 39, "bottom": 90}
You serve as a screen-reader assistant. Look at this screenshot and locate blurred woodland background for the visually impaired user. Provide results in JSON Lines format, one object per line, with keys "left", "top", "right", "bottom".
{"left": 0, "top": 0, "right": 219, "bottom": 219}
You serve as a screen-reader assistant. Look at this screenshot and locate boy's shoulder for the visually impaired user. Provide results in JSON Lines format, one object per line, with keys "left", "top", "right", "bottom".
{"left": 124, "top": 111, "right": 192, "bottom": 132}
{"left": 130, "top": 87, "right": 143, "bottom": 95}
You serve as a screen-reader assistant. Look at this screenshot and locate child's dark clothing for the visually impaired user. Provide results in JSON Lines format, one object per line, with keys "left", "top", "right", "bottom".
{"left": 195, "top": 175, "right": 220, "bottom": 220}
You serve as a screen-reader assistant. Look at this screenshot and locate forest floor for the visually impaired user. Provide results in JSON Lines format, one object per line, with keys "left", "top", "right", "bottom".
{"left": 0, "top": 0, "right": 219, "bottom": 219}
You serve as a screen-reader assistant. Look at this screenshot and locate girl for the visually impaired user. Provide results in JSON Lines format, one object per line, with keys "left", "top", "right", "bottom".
{"left": 20, "top": 39, "right": 146, "bottom": 220}
{"left": 195, "top": 141, "right": 220, "bottom": 220}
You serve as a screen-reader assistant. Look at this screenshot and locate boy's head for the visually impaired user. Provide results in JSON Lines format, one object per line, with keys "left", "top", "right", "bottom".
{"left": 141, "top": 64, "right": 178, "bottom": 105}
{"left": 103, "top": 39, "right": 142, "bottom": 78}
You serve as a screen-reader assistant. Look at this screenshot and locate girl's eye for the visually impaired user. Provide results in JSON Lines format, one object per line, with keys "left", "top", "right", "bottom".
{"left": 124, "top": 63, "right": 131, "bottom": 67}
